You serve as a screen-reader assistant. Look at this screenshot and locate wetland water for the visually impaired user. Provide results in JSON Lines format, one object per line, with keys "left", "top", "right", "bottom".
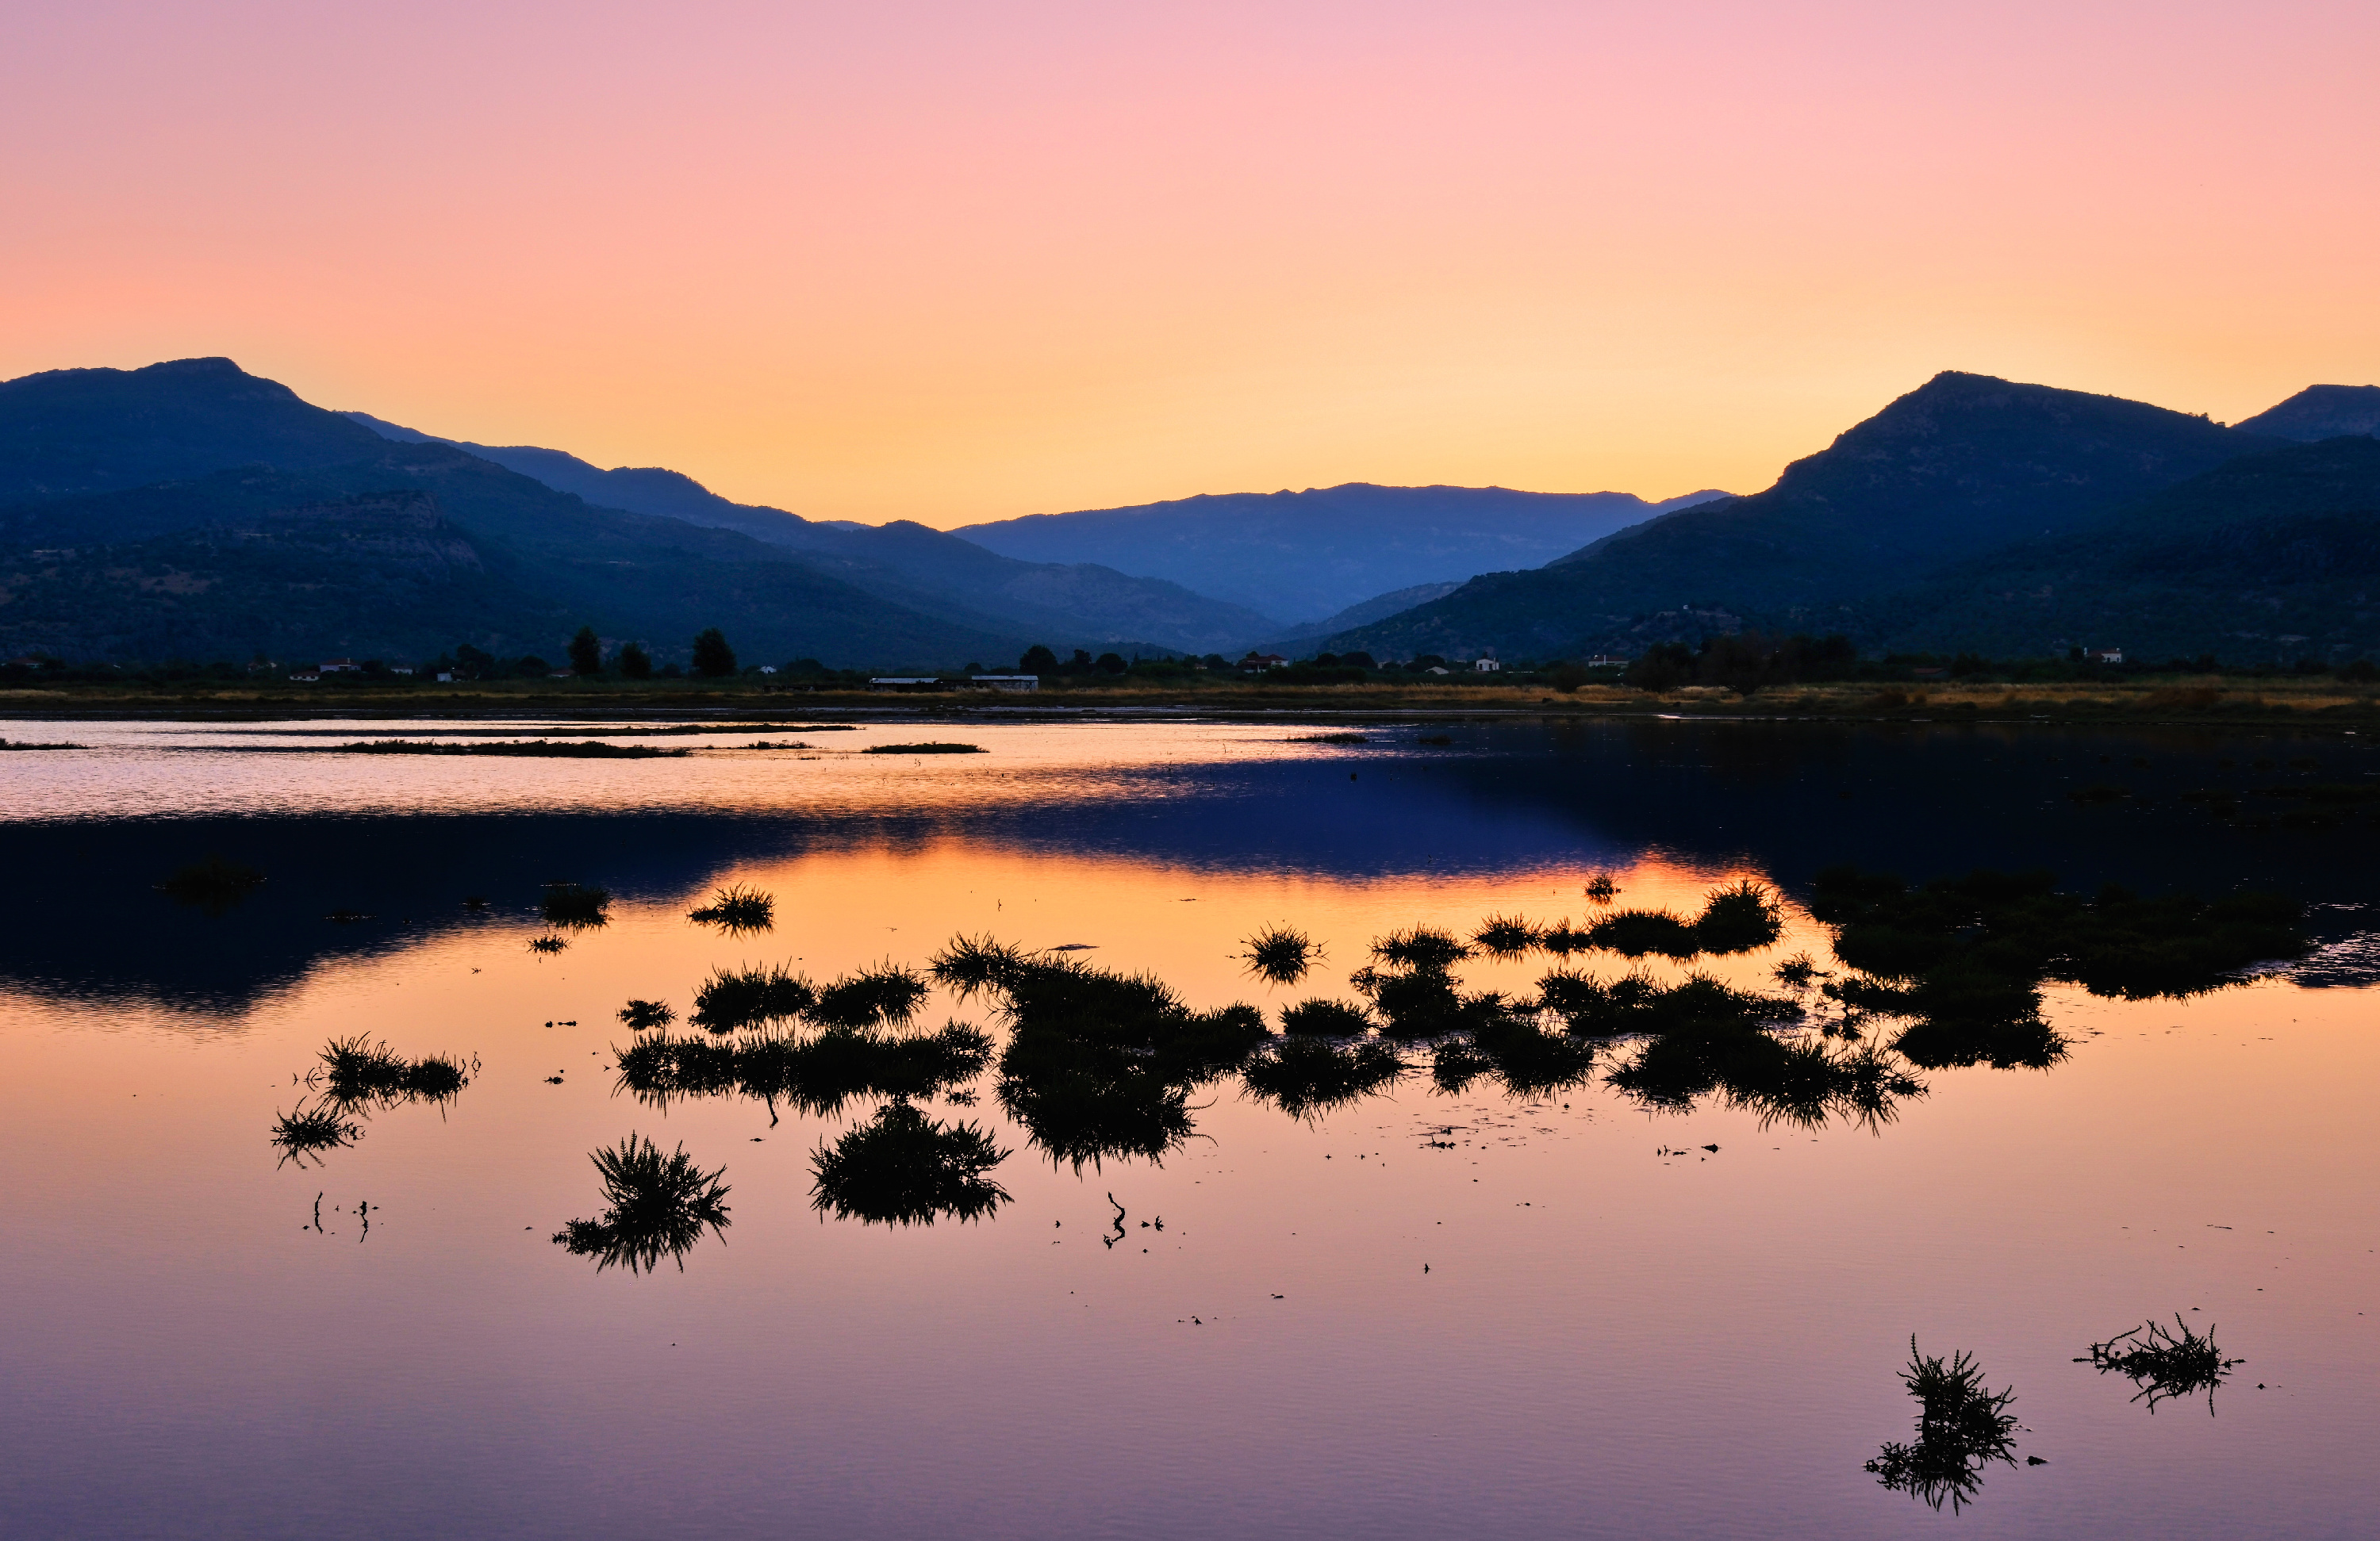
{"left": 2, "top": 715, "right": 2377, "bottom": 1539}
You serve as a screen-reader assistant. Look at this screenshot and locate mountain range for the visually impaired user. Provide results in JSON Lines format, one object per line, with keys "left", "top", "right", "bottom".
{"left": 3, "top": 358, "right": 2373, "bottom": 669}
{"left": 1330, "top": 375, "right": 2380, "bottom": 664}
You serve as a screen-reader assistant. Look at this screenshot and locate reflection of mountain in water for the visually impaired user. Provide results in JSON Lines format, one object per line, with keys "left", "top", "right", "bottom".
{"left": 3, "top": 720, "right": 2374, "bottom": 1006}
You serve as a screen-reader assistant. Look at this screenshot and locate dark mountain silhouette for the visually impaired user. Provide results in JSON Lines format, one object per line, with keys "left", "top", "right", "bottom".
{"left": 2, "top": 358, "right": 387, "bottom": 504}
{"left": 340, "top": 412, "right": 1278, "bottom": 652}
{"left": 1862, "top": 435, "right": 2380, "bottom": 661}
{"left": 1329, "top": 373, "right": 2279, "bottom": 660}
{"left": 954, "top": 483, "right": 1729, "bottom": 623}
{"left": 2235, "top": 385, "right": 2380, "bottom": 443}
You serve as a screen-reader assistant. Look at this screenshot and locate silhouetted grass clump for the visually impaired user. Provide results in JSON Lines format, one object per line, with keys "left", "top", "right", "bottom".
{"left": 319, "top": 1035, "right": 469, "bottom": 1105}
{"left": 528, "top": 933, "right": 569, "bottom": 953}
{"left": 617, "top": 999, "right": 675, "bottom": 1030}
{"left": 811, "top": 963, "right": 931, "bottom": 1029}
{"left": 1461, "top": 1013, "right": 1602, "bottom": 1095}
{"left": 1583, "top": 872, "right": 1620, "bottom": 902}
{"left": 270, "top": 1098, "right": 363, "bottom": 1167}
{"left": 1473, "top": 915, "right": 1541, "bottom": 957}
{"left": 1371, "top": 926, "right": 1472, "bottom": 970}
{"left": 862, "top": 742, "right": 985, "bottom": 754}
{"left": 1693, "top": 879, "right": 1784, "bottom": 952}
{"left": 616, "top": 1022, "right": 991, "bottom": 1118}
{"left": 809, "top": 1102, "right": 1011, "bottom": 1226}
{"left": 2078, "top": 1317, "right": 2243, "bottom": 1414}
{"left": 691, "top": 962, "right": 816, "bottom": 1033}
{"left": 552, "top": 1135, "right": 731, "bottom": 1274}
{"left": 1278, "top": 999, "right": 1372, "bottom": 1037}
{"left": 1347, "top": 964, "right": 1488, "bottom": 1040}
{"left": 687, "top": 884, "right": 774, "bottom": 933}
{"left": 0, "top": 738, "right": 83, "bottom": 750}
{"left": 158, "top": 856, "right": 267, "bottom": 913}
{"left": 541, "top": 882, "right": 611, "bottom": 927}
{"left": 1865, "top": 1338, "right": 2021, "bottom": 1513}
{"left": 1243, "top": 1037, "right": 1406, "bottom": 1117}
{"left": 948, "top": 941, "right": 1267, "bottom": 1168}
{"left": 1812, "top": 865, "right": 2308, "bottom": 1064}
{"left": 1239, "top": 924, "right": 1321, "bottom": 985}
{"left": 1583, "top": 908, "right": 1702, "bottom": 958}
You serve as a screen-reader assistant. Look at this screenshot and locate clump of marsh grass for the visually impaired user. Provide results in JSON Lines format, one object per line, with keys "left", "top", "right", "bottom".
{"left": 2077, "top": 1317, "right": 2243, "bottom": 1414}
{"left": 687, "top": 884, "right": 774, "bottom": 933}
{"left": 1583, "top": 908, "right": 1702, "bottom": 958}
{"left": 1538, "top": 920, "right": 1593, "bottom": 955}
{"left": 691, "top": 962, "right": 816, "bottom": 1033}
{"left": 930, "top": 933, "right": 1030, "bottom": 1000}
{"left": 617, "top": 999, "right": 675, "bottom": 1030}
{"left": 270, "top": 1098, "right": 363, "bottom": 1167}
{"left": 1242, "top": 1037, "right": 1405, "bottom": 1117}
{"left": 318, "top": 1035, "right": 469, "bottom": 1105}
{"left": 809, "top": 1102, "right": 1011, "bottom": 1225}
{"left": 810, "top": 963, "right": 931, "bottom": 1029}
{"left": 1583, "top": 872, "right": 1620, "bottom": 902}
{"left": 528, "top": 933, "right": 569, "bottom": 953}
{"left": 552, "top": 1135, "right": 731, "bottom": 1274}
{"left": 1239, "top": 925, "right": 1321, "bottom": 986}
{"left": 1472, "top": 914, "right": 1541, "bottom": 958}
{"left": 1278, "top": 999, "right": 1372, "bottom": 1037}
{"left": 1864, "top": 1338, "right": 2021, "bottom": 1513}
{"left": 1371, "top": 926, "right": 1472, "bottom": 970}
{"left": 1772, "top": 953, "right": 1822, "bottom": 989}
{"left": 158, "top": 856, "right": 266, "bottom": 914}
{"left": 1461, "top": 1013, "right": 1601, "bottom": 1095}
{"left": 616, "top": 1022, "right": 991, "bottom": 1119}
{"left": 862, "top": 742, "right": 986, "bottom": 754}
{"left": 1691, "top": 879, "right": 1784, "bottom": 953}
{"left": 540, "top": 882, "right": 611, "bottom": 928}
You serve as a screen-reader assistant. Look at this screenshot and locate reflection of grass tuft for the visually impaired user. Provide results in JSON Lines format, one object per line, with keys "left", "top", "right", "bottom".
{"left": 616, "top": 999, "right": 675, "bottom": 1030}
{"left": 811, "top": 963, "right": 931, "bottom": 1029}
{"left": 2078, "top": 1317, "right": 2243, "bottom": 1413}
{"left": 270, "top": 1098, "right": 363, "bottom": 1167}
{"left": 1864, "top": 1338, "right": 2022, "bottom": 1512}
{"left": 321, "top": 1035, "right": 468, "bottom": 1104}
{"left": 528, "top": 933, "right": 569, "bottom": 953}
{"left": 1278, "top": 999, "right": 1372, "bottom": 1037}
{"left": 541, "top": 882, "right": 611, "bottom": 928}
{"left": 687, "top": 884, "right": 774, "bottom": 933}
{"left": 809, "top": 1102, "right": 1011, "bottom": 1225}
{"left": 1240, "top": 925, "right": 1320, "bottom": 985}
{"left": 1472, "top": 915, "right": 1541, "bottom": 957}
{"left": 552, "top": 1135, "right": 731, "bottom": 1274}
{"left": 692, "top": 962, "right": 816, "bottom": 1033}
{"left": 1371, "top": 926, "right": 1472, "bottom": 970}
{"left": 1243, "top": 1037, "right": 1405, "bottom": 1116}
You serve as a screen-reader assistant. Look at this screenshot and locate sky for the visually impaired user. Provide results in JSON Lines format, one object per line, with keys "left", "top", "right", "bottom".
{"left": 4, "top": 0, "right": 2374, "bottom": 527}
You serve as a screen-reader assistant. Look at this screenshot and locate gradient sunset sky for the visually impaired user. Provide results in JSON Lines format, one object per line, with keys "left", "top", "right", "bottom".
{"left": 5, "top": 1, "right": 2374, "bottom": 526}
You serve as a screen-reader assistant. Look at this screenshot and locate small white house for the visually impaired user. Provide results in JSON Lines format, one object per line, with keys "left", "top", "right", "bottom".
{"left": 318, "top": 658, "right": 361, "bottom": 673}
{"left": 2087, "top": 648, "right": 2125, "bottom": 665}
{"left": 1472, "top": 657, "right": 1502, "bottom": 673}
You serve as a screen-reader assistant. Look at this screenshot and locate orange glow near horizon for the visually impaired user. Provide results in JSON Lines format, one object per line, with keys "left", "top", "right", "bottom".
{"left": 3, "top": 2, "right": 2375, "bottom": 527}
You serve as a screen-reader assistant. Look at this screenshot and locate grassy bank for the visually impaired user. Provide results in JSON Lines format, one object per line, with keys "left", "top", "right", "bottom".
{"left": 2, "top": 673, "right": 2376, "bottom": 726}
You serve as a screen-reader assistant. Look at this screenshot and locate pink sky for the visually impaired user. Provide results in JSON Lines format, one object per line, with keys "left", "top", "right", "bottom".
{"left": 4, "top": 0, "right": 2374, "bottom": 525}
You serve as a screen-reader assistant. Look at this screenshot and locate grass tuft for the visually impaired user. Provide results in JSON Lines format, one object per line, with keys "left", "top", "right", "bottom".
{"left": 616, "top": 999, "right": 675, "bottom": 1030}
{"left": 270, "top": 1098, "right": 363, "bottom": 1167}
{"left": 1864, "top": 1338, "right": 2021, "bottom": 1512}
{"left": 810, "top": 963, "right": 932, "bottom": 1029}
{"left": 2077, "top": 1316, "right": 2243, "bottom": 1413}
{"left": 1472, "top": 914, "right": 1542, "bottom": 957}
{"left": 1239, "top": 924, "right": 1321, "bottom": 986}
{"left": 319, "top": 1035, "right": 469, "bottom": 1105}
{"left": 1278, "top": 999, "right": 1373, "bottom": 1037}
{"left": 552, "top": 1135, "right": 731, "bottom": 1274}
{"left": 691, "top": 962, "right": 816, "bottom": 1033}
{"left": 687, "top": 884, "right": 774, "bottom": 933}
{"left": 809, "top": 1102, "right": 1011, "bottom": 1225}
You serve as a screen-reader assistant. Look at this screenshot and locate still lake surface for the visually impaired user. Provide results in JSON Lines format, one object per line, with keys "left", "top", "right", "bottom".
{"left": 2, "top": 715, "right": 2376, "bottom": 1539}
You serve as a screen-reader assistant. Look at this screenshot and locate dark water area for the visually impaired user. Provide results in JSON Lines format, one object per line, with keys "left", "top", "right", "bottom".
{"left": 2, "top": 716, "right": 2376, "bottom": 1539}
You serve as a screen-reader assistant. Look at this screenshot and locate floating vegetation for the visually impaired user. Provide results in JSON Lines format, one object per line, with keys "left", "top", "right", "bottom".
{"left": 1472, "top": 914, "right": 1541, "bottom": 957}
{"left": 1582, "top": 907, "right": 1702, "bottom": 958}
{"left": 540, "top": 881, "right": 611, "bottom": 928}
{"left": 1371, "top": 926, "right": 1472, "bottom": 970}
{"left": 616, "top": 1022, "right": 991, "bottom": 1119}
{"left": 1812, "top": 866, "right": 2307, "bottom": 1064}
{"left": 528, "top": 933, "right": 569, "bottom": 953}
{"left": 691, "top": 961, "right": 816, "bottom": 1033}
{"left": 687, "top": 883, "right": 774, "bottom": 933}
{"left": 270, "top": 1098, "right": 363, "bottom": 1167}
{"left": 158, "top": 856, "right": 266, "bottom": 914}
{"left": 0, "top": 737, "right": 84, "bottom": 750}
{"left": 551, "top": 1135, "right": 731, "bottom": 1274}
{"left": 2077, "top": 1317, "right": 2243, "bottom": 1414}
{"left": 862, "top": 742, "right": 986, "bottom": 754}
{"left": 1240, "top": 924, "right": 1321, "bottom": 986}
{"left": 1691, "top": 879, "right": 1784, "bottom": 953}
{"left": 1278, "top": 999, "right": 1372, "bottom": 1037}
{"left": 809, "top": 1102, "right": 1012, "bottom": 1226}
{"left": 318, "top": 1035, "right": 470, "bottom": 1106}
{"left": 1583, "top": 872, "right": 1620, "bottom": 902}
{"left": 1864, "top": 1338, "right": 2022, "bottom": 1513}
{"left": 810, "top": 963, "right": 931, "bottom": 1029}
{"left": 1243, "top": 1037, "right": 1406, "bottom": 1117}
{"left": 325, "top": 739, "right": 687, "bottom": 757}
{"left": 617, "top": 999, "right": 675, "bottom": 1030}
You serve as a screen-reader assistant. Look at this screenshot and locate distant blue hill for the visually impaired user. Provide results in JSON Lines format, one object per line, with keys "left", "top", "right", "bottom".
{"left": 954, "top": 483, "right": 1730, "bottom": 624}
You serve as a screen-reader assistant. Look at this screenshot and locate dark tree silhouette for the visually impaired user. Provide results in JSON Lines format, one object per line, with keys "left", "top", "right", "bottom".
{"left": 690, "top": 628, "right": 737, "bottom": 678}
{"left": 619, "top": 642, "right": 652, "bottom": 679}
{"left": 1019, "top": 645, "right": 1059, "bottom": 674}
{"left": 568, "top": 627, "right": 602, "bottom": 677}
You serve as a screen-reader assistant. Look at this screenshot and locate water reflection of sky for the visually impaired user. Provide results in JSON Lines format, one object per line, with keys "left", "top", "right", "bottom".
{"left": 2, "top": 720, "right": 2377, "bottom": 1539}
